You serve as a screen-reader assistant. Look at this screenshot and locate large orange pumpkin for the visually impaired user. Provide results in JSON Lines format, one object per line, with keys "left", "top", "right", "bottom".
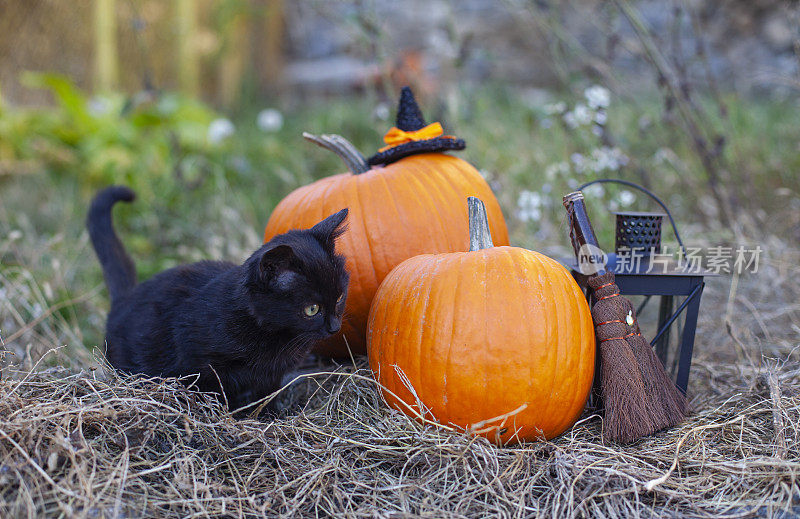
{"left": 264, "top": 89, "right": 508, "bottom": 357}
{"left": 367, "top": 198, "right": 595, "bottom": 445}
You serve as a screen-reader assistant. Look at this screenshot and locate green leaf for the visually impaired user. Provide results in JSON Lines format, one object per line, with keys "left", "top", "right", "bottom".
{"left": 21, "top": 72, "right": 94, "bottom": 131}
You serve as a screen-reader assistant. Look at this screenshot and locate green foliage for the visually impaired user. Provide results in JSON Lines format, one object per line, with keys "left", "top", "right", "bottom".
{"left": 6, "top": 73, "right": 218, "bottom": 202}
{"left": 0, "top": 76, "right": 387, "bottom": 283}
{"left": 1, "top": 79, "right": 798, "bottom": 353}
{"left": 0, "top": 74, "right": 385, "bottom": 206}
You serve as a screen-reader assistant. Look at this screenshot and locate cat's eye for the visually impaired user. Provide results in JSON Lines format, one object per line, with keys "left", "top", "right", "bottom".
{"left": 304, "top": 304, "right": 320, "bottom": 317}
{"left": 337, "top": 294, "right": 344, "bottom": 303}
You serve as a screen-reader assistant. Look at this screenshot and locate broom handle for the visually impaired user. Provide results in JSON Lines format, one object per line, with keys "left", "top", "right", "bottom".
{"left": 562, "top": 191, "right": 607, "bottom": 277}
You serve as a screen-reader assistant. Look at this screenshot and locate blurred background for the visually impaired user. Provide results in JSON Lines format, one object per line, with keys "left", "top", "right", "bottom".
{"left": 0, "top": 0, "right": 798, "bottom": 366}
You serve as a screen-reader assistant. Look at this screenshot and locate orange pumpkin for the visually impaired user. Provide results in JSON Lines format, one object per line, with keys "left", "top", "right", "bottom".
{"left": 264, "top": 89, "right": 508, "bottom": 357}
{"left": 367, "top": 198, "right": 595, "bottom": 445}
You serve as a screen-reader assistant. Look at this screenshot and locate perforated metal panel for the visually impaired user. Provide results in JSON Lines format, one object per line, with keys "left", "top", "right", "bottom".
{"left": 614, "top": 212, "right": 664, "bottom": 255}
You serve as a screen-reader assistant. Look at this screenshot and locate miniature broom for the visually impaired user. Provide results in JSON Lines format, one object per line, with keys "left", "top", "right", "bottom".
{"left": 563, "top": 191, "right": 687, "bottom": 443}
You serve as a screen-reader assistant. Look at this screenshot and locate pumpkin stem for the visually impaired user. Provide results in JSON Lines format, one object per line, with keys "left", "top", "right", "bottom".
{"left": 303, "top": 132, "right": 371, "bottom": 175}
{"left": 468, "top": 197, "right": 494, "bottom": 251}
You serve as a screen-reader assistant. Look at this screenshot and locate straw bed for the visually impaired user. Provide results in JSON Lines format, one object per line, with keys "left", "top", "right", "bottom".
{"left": 0, "top": 352, "right": 798, "bottom": 517}
{"left": 2, "top": 229, "right": 799, "bottom": 517}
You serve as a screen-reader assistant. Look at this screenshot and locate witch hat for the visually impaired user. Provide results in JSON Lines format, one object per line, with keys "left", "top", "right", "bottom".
{"left": 367, "top": 87, "right": 465, "bottom": 166}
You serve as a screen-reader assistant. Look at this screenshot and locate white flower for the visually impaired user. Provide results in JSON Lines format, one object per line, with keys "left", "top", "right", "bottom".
{"left": 617, "top": 149, "right": 629, "bottom": 167}
{"left": 594, "top": 111, "right": 607, "bottom": 125}
{"left": 563, "top": 111, "right": 577, "bottom": 129}
{"left": 584, "top": 85, "right": 610, "bottom": 109}
{"left": 585, "top": 184, "right": 605, "bottom": 197}
{"left": 573, "top": 104, "right": 592, "bottom": 125}
{"left": 540, "top": 117, "right": 553, "bottom": 129}
{"left": 157, "top": 94, "right": 179, "bottom": 115}
{"left": 544, "top": 102, "right": 567, "bottom": 115}
{"left": 591, "top": 146, "right": 629, "bottom": 172}
{"left": 564, "top": 103, "right": 593, "bottom": 128}
{"left": 618, "top": 190, "right": 635, "bottom": 207}
{"left": 257, "top": 109, "right": 283, "bottom": 132}
{"left": 518, "top": 207, "right": 541, "bottom": 222}
{"left": 207, "top": 118, "right": 235, "bottom": 143}
{"left": 544, "top": 161, "right": 570, "bottom": 180}
{"left": 88, "top": 96, "right": 113, "bottom": 116}
{"left": 653, "top": 147, "right": 676, "bottom": 165}
{"left": 373, "top": 103, "right": 390, "bottom": 121}
{"left": 591, "top": 148, "right": 612, "bottom": 171}
{"left": 571, "top": 153, "right": 586, "bottom": 173}
{"left": 517, "top": 190, "right": 543, "bottom": 222}
{"left": 519, "top": 190, "right": 542, "bottom": 208}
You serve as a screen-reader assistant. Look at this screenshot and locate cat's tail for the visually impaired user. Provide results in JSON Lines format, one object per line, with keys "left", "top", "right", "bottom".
{"left": 87, "top": 186, "right": 137, "bottom": 301}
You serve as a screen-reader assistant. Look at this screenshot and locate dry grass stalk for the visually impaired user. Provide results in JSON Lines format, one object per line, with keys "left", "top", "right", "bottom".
{"left": 1, "top": 201, "right": 798, "bottom": 517}
{"left": 0, "top": 349, "right": 798, "bottom": 518}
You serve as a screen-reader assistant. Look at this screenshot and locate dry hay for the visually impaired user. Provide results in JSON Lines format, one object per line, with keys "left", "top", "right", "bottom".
{"left": 0, "top": 349, "right": 797, "bottom": 518}
{"left": 1, "top": 227, "right": 799, "bottom": 517}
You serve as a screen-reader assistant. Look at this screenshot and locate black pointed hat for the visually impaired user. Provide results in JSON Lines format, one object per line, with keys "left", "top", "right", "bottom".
{"left": 367, "top": 87, "right": 465, "bottom": 166}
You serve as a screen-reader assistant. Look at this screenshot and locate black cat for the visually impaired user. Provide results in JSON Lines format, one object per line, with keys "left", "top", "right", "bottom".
{"left": 87, "top": 186, "right": 349, "bottom": 412}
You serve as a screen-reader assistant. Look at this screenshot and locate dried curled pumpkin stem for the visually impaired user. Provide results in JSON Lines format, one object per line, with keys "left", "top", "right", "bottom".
{"left": 468, "top": 196, "right": 494, "bottom": 251}
{"left": 302, "top": 132, "right": 370, "bottom": 175}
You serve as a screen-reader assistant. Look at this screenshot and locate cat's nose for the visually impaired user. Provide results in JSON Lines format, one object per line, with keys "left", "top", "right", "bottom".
{"left": 326, "top": 318, "right": 341, "bottom": 334}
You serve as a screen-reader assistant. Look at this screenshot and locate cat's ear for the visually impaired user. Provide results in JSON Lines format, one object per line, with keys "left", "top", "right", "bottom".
{"left": 311, "top": 208, "right": 349, "bottom": 250}
{"left": 258, "top": 244, "right": 295, "bottom": 281}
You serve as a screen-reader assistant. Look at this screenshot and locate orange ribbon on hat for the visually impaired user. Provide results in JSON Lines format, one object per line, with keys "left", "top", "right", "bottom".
{"left": 378, "top": 122, "right": 452, "bottom": 152}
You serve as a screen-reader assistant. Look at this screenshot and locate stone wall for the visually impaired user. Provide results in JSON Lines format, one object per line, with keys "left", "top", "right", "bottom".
{"left": 1, "top": 0, "right": 797, "bottom": 105}
{"left": 281, "top": 0, "right": 800, "bottom": 95}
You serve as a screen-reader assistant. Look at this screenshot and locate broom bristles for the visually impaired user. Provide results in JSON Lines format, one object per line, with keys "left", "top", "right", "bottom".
{"left": 589, "top": 273, "right": 687, "bottom": 443}
{"left": 628, "top": 334, "right": 689, "bottom": 420}
{"left": 623, "top": 294, "right": 689, "bottom": 429}
{"left": 601, "top": 337, "right": 687, "bottom": 443}
{"left": 599, "top": 339, "right": 654, "bottom": 443}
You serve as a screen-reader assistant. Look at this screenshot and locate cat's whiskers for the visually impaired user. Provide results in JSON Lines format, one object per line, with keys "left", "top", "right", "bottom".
{"left": 282, "top": 331, "right": 316, "bottom": 358}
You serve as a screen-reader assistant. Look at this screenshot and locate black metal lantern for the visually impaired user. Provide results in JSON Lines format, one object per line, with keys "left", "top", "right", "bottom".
{"left": 562, "top": 179, "right": 713, "bottom": 394}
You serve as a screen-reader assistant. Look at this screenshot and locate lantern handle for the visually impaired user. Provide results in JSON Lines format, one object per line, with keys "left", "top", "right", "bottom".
{"left": 578, "top": 179, "right": 684, "bottom": 250}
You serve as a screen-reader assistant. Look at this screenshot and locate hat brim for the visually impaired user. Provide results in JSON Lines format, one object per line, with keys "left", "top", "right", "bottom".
{"left": 367, "top": 137, "right": 466, "bottom": 166}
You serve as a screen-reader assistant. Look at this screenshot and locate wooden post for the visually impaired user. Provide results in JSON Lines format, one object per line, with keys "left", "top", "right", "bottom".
{"left": 176, "top": 0, "right": 199, "bottom": 97}
{"left": 219, "top": 8, "right": 248, "bottom": 107}
{"left": 94, "top": 0, "right": 118, "bottom": 91}
{"left": 247, "top": 0, "right": 285, "bottom": 96}
{"left": 262, "top": 0, "right": 284, "bottom": 92}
